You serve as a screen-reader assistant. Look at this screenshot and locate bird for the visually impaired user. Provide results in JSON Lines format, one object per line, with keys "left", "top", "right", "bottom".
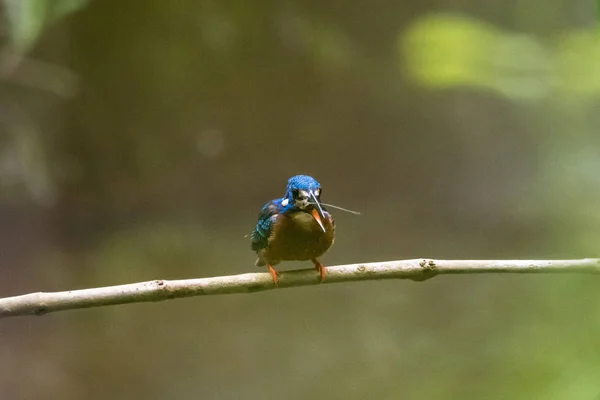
{"left": 251, "top": 175, "right": 335, "bottom": 286}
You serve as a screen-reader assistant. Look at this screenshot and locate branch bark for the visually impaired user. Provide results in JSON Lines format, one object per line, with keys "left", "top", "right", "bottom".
{"left": 1, "top": 258, "right": 599, "bottom": 318}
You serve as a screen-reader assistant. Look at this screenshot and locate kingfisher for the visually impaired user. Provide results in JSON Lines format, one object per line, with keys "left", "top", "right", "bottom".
{"left": 251, "top": 175, "right": 335, "bottom": 286}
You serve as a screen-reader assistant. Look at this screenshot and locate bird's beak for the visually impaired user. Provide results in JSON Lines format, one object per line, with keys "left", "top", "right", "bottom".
{"left": 311, "top": 209, "right": 326, "bottom": 232}
{"left": 310, "top": 191, "right": 326, "bottom": 233}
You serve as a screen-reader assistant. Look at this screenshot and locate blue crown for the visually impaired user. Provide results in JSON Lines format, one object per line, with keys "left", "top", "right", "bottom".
{"left": 285, "top": 175, "right": 321, "bottom": 198}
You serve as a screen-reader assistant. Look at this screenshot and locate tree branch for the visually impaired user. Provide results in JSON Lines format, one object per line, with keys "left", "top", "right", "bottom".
{"left": 1, "top": 258, "right": 599, "bottom": 318}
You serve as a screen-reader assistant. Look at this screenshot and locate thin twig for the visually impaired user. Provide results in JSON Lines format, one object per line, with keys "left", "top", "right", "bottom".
{"left": 1, "top": 258, "right": 599, "bottom": 318}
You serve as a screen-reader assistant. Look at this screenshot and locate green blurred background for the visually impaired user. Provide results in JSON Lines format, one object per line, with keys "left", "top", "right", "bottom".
{"left": 1, "top": 1, "right": 600, "bottom": 399}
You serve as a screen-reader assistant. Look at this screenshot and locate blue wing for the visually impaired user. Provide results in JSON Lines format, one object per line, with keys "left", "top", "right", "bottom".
{"left": 251, "top": 199, "right": 284, "bottom": 252}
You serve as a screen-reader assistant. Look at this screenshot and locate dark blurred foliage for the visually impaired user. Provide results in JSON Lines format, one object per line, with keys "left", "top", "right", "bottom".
{"left": 1, "top": 0, "right": 600, "bottom": 399}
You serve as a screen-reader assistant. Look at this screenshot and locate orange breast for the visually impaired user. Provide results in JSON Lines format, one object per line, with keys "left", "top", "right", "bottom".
{"left": 266, "top": 211, "right": 335, "bottom": 263}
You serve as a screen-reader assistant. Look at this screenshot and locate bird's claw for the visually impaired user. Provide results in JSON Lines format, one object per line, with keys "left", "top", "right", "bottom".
{"left": 268, "top": 265, "right": 280, "bottom": 287}
{"left": 312, "top": 259, "right": 327, "bottom": 283}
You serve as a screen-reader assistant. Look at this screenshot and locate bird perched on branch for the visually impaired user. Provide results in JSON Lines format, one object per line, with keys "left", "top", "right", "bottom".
{"left": 251, "top": 175, "right": 335, "bottom": 286}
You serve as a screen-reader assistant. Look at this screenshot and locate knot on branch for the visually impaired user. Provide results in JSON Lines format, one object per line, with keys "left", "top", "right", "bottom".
{"left": 410, "top": 259, "right": 438, "bottom": 282}
{"left": 33, "top": 305, "right": 49, "bottom": 315}
{"left": 149, "top": 279, "right": 177, "bottom": 299}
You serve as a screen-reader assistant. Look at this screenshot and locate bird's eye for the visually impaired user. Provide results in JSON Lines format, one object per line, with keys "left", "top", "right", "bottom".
{"left": 292, "top": 189, "right": 299, "bottom": 198}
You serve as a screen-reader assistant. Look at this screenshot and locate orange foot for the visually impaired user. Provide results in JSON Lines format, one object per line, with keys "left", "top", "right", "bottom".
{"left": 312, "top": 258, "right": 327, "bottom": 283}
{"left": 268, "top": 265, "right": 280, "bottom": 287}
